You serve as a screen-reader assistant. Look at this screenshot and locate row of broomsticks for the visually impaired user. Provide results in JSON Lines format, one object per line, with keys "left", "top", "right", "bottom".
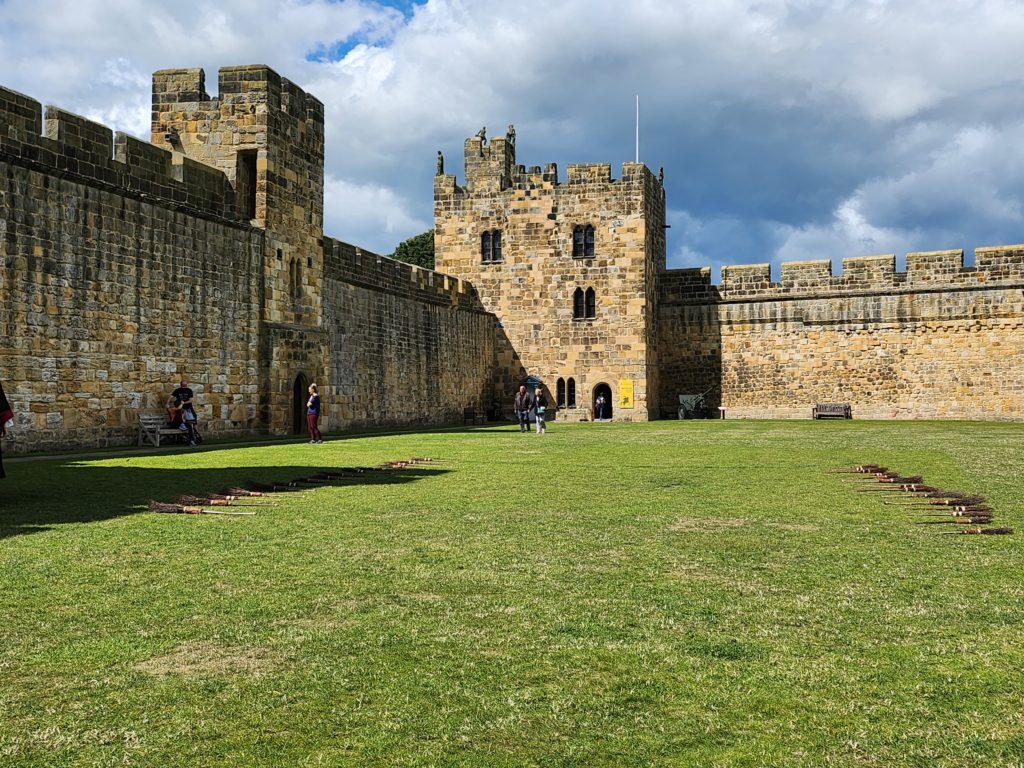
{"left": 833, "top": 464, "right": 1013, "bottom": 535}
{"left": 146, "top": 457, "right": 435, "bottom": 516}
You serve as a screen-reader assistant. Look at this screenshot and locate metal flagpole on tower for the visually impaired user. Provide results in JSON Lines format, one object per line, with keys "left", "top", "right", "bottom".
{"left": 635, "top": 94, "right": 639, "bottom": 163}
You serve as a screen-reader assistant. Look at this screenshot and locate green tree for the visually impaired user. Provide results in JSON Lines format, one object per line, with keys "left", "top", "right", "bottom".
{"left": 390, "top": 229, "right": 435, "bottom": 270}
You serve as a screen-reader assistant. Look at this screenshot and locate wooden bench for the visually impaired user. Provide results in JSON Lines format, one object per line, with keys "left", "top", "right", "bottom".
{"left": 462, "top": 407, "right": 485, "bottom": 425}
{"left": 813, "top": 403, "right": 852, "bottom": 420}
{"left": 138, "top": 412, "right": 185, "bottom": 447}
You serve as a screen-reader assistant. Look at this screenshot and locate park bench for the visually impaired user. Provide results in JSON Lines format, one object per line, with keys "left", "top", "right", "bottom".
{"left": 812, "top": 403, "right": 852, "bottom": 420}
{"left": 463, "top": 407, "right": 485, "bottom": 425}
{"left": 138, "top": 412, "right": 185, "bottom": 447}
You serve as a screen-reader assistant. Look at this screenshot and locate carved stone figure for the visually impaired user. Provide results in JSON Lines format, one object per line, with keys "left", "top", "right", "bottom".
{"left": 506, "top": 124, "right": 516, "bottom": 146}
{"left": 476, "top": 126, "right": 486, "bottom": 142}
{"left": 436, "top": 150, "right": 444, "bottom": 175}
{"left": 658, "top": 166, "right": 664, "bottom": 185}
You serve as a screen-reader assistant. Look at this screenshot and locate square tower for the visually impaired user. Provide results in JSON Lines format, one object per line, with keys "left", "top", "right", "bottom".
{"left": 152, "top": 66, "right": 328, "bottom": 433}
{"left": 434, "top": 127, "right": 666, "bottom": 420}
{"left": 151, "top": 65, "right": 325, "bottom": 327}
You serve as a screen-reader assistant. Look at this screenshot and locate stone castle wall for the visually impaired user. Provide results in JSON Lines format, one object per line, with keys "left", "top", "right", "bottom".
{"left": 435, "top": 133, "right": 665, "bottom": 420}
{"left": 658, "top": 248, "right": 1024, "bottom": 419}
{"left": 0, "top": 84, "right": 264, "bottom": 451}
{"left": 0, "top": 72, "right": 498, "bottom": 452}
{"left": 323, "top": 238, "right": 495, "bottom": 428}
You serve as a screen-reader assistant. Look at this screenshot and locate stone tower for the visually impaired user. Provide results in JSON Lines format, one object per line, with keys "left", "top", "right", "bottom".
{"left": 434, "top": 127, "right": 666, "bottom": 420}
{"left": 151, "top": 65, "right": 328, "bottom": 432}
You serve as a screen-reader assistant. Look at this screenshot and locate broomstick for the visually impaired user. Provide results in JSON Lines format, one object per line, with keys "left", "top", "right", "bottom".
{"left": 845, "top": 473, "right": 923, "bottom": 484}
{"left": 950, "top": 527, "right": 1013, "bottom": 535}
{"left": 830, "top": 465, "right": 888, "bottom": 474}
{"left": 175, "top": 494, "right": 269, "bottom": 508}
{"left": 873, "top": 475, "right": 925, "bottom": 485}
{"left": 890, "top": 495, "right": 987, "bottom": 507}
{"left": 176, "top": 494, "right": 234, "bottom": 507}
{"left": 883, "top": 489, "right": 970, "bottom": 503}
{"left": 905, "top": 503, "right": 992, "bottom": 514}
{"left": 917, "top": 516, "right": 995, "bottom": 525}
{"left": 843, "top": 471, "right": 898, "bottom": 482}
{"left": 148, "top": 501, "right": 256, "bottom": 516}
{"left": 920, "top": 506, "right": 994, "bottom": 517}
{"left": 246, "top": 481, "right": 309, "bottom": 493}
{"left": 220, "top": 487, "right": 266, "bottom": 497}
{"left": 858, "top": 483, "right": 940, "bottom": 493}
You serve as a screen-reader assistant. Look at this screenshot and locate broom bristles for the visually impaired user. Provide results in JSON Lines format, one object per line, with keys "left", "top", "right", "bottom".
{"left": 176, "top": 494, "right": 232, "bottom": 506}
{"left": 222, "top": 487, "right": 264, "bottom": 497}
{"left": 148, "top": 500, "right": 203, "bottom": 514}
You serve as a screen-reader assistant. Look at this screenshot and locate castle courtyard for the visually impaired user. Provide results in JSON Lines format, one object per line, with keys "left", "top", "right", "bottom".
{"left": 1, "top": 419, "right": 1021, "bottom": 766}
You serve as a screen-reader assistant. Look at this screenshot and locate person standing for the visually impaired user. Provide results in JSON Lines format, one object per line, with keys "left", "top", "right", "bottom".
{"left": 171, "top": 378, "right": 202, "bottom": 445}
{"left": 534, "top": 389, "right": 548, "bottom": 435}
{"left": 595, "top": 394, "right": 606, "bottom": 421}
{"left": 307, "top": 383, "right": 323, "bottom": 443}
{"left": 0, "top": 379, "right": 12, "bottom": 480}
{"left": 513, "top": 385, "right": 533, "bottom": 433}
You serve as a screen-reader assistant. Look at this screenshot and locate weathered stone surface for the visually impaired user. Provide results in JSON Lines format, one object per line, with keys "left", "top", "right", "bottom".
{"left": 434, "top": 133, "right": 666, "bottom": 420}
{"left": 0, "top": 68, "right": 496, "bottom": 452}
{"left": 658, "top": 250, "right": 1024, "bottom": 420}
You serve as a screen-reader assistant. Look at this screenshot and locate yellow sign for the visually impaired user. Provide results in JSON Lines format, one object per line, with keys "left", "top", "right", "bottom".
{"left": 618, "top": 379, "right": 634, "bottom": 409}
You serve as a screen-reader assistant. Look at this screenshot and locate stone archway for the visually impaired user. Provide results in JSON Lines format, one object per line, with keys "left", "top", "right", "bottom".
{"left": 292, "top": 373, "right": 310, "bottom": 435}
{"left": 593, "top": 382, "right": 613, "bottom": 421}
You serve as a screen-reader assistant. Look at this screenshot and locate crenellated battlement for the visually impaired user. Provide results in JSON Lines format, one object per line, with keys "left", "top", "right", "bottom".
{"left": 660, "top": 245, "right": 1024, "bottom": 303}
{"left": 0, "top": 86, "right": 234, "bottom": 219}
{"left": 322, "top": 237, "right": 487, "bottom": 312}
{"left": 446, "top": 125, "right": 657, "bottom": 200}
{"left": 152, "top": 65, "right": 324, "bottom": 128}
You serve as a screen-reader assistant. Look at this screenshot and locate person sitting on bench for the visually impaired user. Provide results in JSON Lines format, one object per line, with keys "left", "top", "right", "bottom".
{"left": 166, "top": 391, "right": 200, "bottom": 446}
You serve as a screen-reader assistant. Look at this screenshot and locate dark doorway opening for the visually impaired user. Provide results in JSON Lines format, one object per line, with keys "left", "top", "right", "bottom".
{"left": 593, "top": 382, "right": 613, "bottom": 421}
{"left": 237, "top": 150, "right": 258, "bottom": 220}
{"left": 292, "top": 373, "right": 310, "bottom": 435}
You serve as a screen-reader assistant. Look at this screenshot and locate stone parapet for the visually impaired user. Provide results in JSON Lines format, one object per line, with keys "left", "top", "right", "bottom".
{"left": 0, "top": 86, "right": 235, "bottom": 222}
{"left": 657, "top": 245, "right": 1024, "bottom": 421}
{"left": 322, "top": 237, "right": 487, "bottom": 312}
{"left": 661, "top": 246, "right": 1024, "bottom": 305}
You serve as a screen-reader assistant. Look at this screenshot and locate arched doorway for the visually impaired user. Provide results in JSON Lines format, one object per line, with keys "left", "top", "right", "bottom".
{"left": 593, "top": 382, "right": 613, "bottom": 421}
{"left": 292, "top": 373, "right": 310, "bottom": 435}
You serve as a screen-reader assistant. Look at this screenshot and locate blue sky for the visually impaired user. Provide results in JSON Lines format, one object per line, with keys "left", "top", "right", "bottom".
{"left": 1, "top": 0, "right": 1023, "bottom": 277}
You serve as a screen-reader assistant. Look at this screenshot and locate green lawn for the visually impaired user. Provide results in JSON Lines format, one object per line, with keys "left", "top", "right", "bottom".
{"left": 1, "top": 420, "right": 1023, "bottom": 767}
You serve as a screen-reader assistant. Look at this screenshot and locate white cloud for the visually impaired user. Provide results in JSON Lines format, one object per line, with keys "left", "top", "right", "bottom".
{"left": 323, "top": 175, "right": 431, "bottom": 254}
{"left": 2, "top": 0, "right": 1024, "bottom": 261}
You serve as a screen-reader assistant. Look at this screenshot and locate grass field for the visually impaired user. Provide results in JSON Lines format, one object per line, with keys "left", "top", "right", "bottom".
{"left": 1, "top": 420, "right": 1023, "bottom": 767}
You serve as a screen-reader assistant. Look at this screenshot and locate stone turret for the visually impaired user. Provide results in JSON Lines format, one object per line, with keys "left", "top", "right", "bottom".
{"left": 152, "top": 65, "right": 329, "bottom": 432}
{"left": 152, "top": 65, "right": 325, "bottom": 328}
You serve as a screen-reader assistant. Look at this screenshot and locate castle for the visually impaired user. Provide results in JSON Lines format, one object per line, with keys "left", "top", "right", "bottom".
{"left": 1, "top": 65, "right": 1022, "bottom": 452}
{"left": 435, "top": 124, "right": 1024, "bottom": 422}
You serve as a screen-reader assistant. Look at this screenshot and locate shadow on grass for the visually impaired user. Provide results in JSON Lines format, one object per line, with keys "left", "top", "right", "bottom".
{"left": 0, "top": 462, "right": 449, "bottom": 540}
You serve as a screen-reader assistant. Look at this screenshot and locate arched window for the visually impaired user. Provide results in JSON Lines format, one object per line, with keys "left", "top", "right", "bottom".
{"left": 556, "top": 377, "right": 566, "bottom": 408}
{"left": 481, "top": 230, "right": 503, "bottom": 263}
{"left": 585, "top": 287, "right": 596, "bottom": 318}
{"left": 567, "top": 378, "right": 577, "bottom": 407}
{"left": 572, "top": 287, "right": 585, "bottom": 319}
{"left": 572, "top": 225, "right": 595, "bottom": 258}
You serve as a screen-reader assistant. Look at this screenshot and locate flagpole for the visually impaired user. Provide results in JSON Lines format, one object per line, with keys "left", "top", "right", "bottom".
{"left": 635, "top": 94, "right": 639, "bottom": 163}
